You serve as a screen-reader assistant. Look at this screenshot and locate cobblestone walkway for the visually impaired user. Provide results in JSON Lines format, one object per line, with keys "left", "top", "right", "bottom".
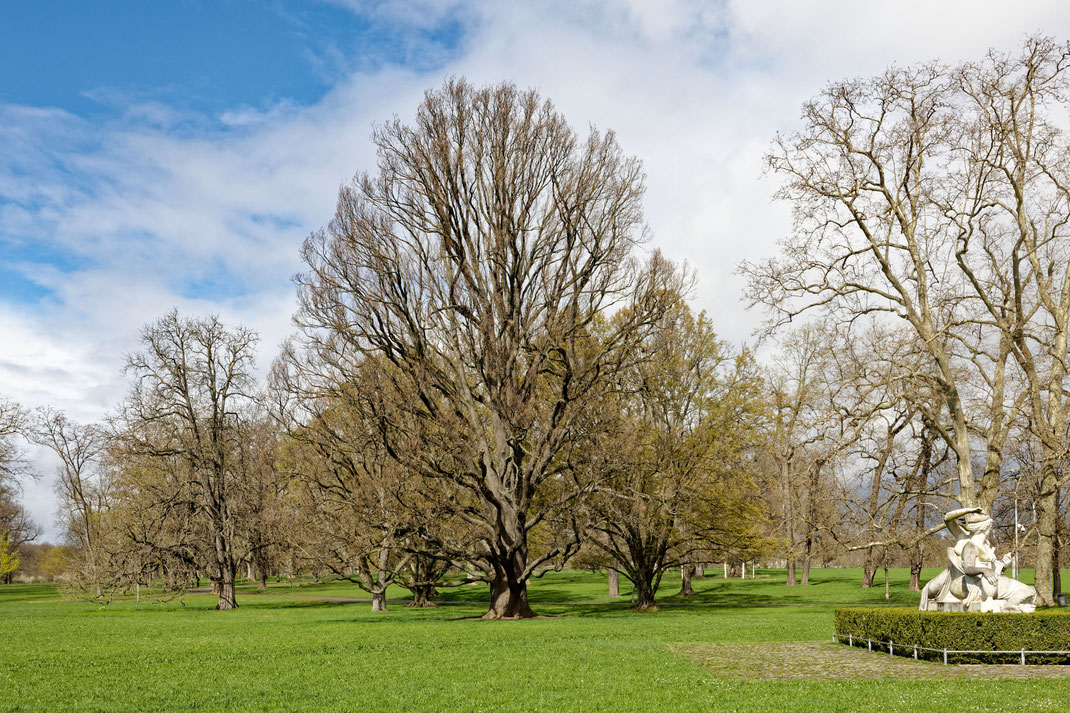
{"left": 670, "top": 641, "right": 1070, "bottom": 680}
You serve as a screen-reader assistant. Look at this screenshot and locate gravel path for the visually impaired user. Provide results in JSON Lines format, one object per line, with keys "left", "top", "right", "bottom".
{"left": 671, "top": 641, "right": 1070, "bottom": 680}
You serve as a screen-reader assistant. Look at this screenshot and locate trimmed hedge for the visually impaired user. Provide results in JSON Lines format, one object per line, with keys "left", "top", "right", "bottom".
{"left": 834, "top": 607, "right": 1070, "bottom": 664}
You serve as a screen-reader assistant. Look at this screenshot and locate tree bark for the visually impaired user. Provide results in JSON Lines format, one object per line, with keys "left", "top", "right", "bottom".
{"left": 484, "top": 572, "right": 535, "bottom": 619}
{"left": 861, "top": 548, "right": 877, "bottom": 588}
{"left": 693, "top": 563, "right": 704, "bottom": 578}
{"left": 800, "top": 533, "right": 812, "bottom": 585}
{"left": 408, "top": 585, "right": 438, "bottom": 607}
{"left": 371, "top": 590, "right": 387, "bottom": 612}
{"left": 1036, "top": 479, "right": 1058, "bottom": 607}
{"left": 678, "top": 563, "right": 694, "bottom": 597}
{"left": 785, "top": 557, "right": 796, "bottom": 587}
{"left": 216, "top": 573, "right": 238, "bottom": 611}
{"left": 607, "top": 568, "right": 619, "bottom": 598}
{"left": 633, "top": 577, "right": 657, "bottom": 610}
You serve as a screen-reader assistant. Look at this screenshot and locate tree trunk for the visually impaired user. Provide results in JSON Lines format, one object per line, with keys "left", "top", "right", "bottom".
{"left": 1053, "top": 488, "right": 1063, "bottom": 597}
{"left": 607, "top": 568, "right": 619, "bottom": 598}
{"left": 1036, "top": 476, "right": 1059, "bottom": 607}
{"left": 909, "top": 554, "right": 922, "bottom": 592}
{"left": 216, "top": 574, "right": 238, "bottom": 610}
{"left": 693, "top": 563, "right": 704, "bottom": 579}
{"left": 485, "top": 572, "right": 535, "bottom": 619}
{"left": 678, "top": 563, "right": 694, "bottom": 597}
{"left": 633, "top": 577, "right": 657, "bottom": 610}
{"left": 785, "top": 557, "right": 797, "bottom": 587}
{"left": 408, "top": 585, "right": 438, "bottom": 607}
{"left": 800, "top": 535, "right": 812, "bottom": 585}
{"left": 861, "top": 548, "right": 877, "bottom": 588}
{"left": 371, "top": 590, "right": 387, "bottom": 612}
{"left": 257, "top": 570, "right": 267, "bottom": 591}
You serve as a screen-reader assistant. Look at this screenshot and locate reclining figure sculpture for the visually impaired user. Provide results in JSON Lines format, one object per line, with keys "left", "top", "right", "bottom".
{"left": 919, "top": 507, "right": 1036, "bottom": 613}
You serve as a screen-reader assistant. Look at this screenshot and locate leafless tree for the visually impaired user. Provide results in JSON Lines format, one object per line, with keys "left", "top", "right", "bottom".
{"left": 118, "top": 310, "right": 259, "bottom": 609}
{"left": 743, "top": 37, "right": 1070, "bottom": 603}
{"left": 32, "top": 409, "right": 111, "bottom": 595}
{"left": 294, "top": 79, "right": 677, "bottom": 618}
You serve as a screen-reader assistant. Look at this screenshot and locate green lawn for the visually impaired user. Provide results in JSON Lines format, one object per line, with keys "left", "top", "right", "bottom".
{"left": 4, "top": 570, "right": 1070, "bottom": 712}
{"left": 235, "top": 565, "right": 1061, "bottom": 607}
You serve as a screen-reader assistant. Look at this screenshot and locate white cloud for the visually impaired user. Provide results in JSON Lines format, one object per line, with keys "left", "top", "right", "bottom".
{"left": 4, "top": 0, "right": 1069, "bottom": 539}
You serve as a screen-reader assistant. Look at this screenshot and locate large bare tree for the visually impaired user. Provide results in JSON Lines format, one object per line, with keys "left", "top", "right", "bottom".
{"left": 743, "top": 37, "right": 1070, "bottom": 603}
{"left": 295, "top": 79, "right": 676, "bottom": 618}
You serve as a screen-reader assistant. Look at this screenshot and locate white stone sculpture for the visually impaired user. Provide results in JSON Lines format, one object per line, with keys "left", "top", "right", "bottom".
{"left": 919, "top": 507, "right": 1036, "bottom": 613}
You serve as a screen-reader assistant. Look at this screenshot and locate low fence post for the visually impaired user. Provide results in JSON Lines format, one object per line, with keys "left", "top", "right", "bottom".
{"left": 848, "top": 634, "right": 852, "bottom": 646}
{"left": 889, "top": 641, "right": 893, "bottom": 655}
{"left": 913, "top": 645, "right": 917, "bottom": 660}
{"left": 1021, "top": 649, "right": 1026, "bottom": 665}
{"left": 943, "top": 649, "right": 948, "bottom": 665}
{"left": 868, "top": 639, "right": 872, "bottom": 651}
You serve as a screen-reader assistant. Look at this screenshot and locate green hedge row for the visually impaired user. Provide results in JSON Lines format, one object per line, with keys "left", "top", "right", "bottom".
{"left": 834, "top": 607, "right": 1070, "bottom": 664}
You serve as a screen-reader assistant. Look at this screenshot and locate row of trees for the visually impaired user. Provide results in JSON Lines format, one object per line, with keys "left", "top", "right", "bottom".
{"left": 0, "top": 81, "right": 771, "bottom": 617}
{"left": 5, "top": 40, "right": 1070, "bottom": 613}
{"left": 746, "top": 37, "right": 1070, "bottom": 605}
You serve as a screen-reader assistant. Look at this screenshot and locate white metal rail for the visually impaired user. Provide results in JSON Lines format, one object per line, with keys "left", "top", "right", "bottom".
{"left": 832, "top": 633, "right": 1070, "bottom": 665}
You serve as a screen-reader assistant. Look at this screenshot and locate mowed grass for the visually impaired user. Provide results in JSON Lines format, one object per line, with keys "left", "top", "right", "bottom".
{"left": 5, "top": 570, "right": 1070, "bottom": 713}
{"left": 235, "top": 565, "right": 1061, "bottom": 606}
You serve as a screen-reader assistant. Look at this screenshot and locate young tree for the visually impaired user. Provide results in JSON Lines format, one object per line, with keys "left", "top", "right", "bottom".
{"left": 295, "top": 79, "right": 676, "bottom": 618}
{"left": 585, "top": 300, "right": 768, "bottom": 609}
{"left": 32, "top": 409, "right": 111, "bottom": 595}
{"left": 0, "top": 529, "right": 19, "bottom": 582}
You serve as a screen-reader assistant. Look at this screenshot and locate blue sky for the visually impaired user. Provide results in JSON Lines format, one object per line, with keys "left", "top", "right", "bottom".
{"left": 2, "top": 0, "right": 1068, "bottom": 539}
{"left": 0, "top": 0, "right": 466, "bottom": 306}
{"left": 0, "top": 1, "right": 464, "bottom": 119}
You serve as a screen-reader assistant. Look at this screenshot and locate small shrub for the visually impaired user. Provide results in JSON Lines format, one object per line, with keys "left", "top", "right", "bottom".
{"left": 834, "top": 607, "right": 1070, "bottom": 664}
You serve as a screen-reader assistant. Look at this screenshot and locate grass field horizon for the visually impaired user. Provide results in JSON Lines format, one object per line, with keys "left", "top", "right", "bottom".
{"left": 5, "top": 567, "right": 1070, "bottom": 712}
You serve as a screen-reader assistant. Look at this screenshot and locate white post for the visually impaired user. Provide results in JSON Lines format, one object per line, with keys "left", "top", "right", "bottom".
{"left": 724, "top": 562, "right": 728, "bottom": 578}
{"left": 136, "top": 582, "right": 140, "bottom": 602}
{"left": 752, "top": 562, "right": 756, "bottom": 578}
{"left": 741, "top": 562, "right": 745, "bottom": 580}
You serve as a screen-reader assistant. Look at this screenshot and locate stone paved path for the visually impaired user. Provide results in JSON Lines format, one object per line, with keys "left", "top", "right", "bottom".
{"left": 671, "top": 641, "right": 1070, "bottom": 680}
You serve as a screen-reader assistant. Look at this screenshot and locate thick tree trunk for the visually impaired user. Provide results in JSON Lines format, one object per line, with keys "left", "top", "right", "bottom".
{"left": 371, "top": 590, "right": 387, "bottom": 612}
{"left": 216, "top": 574, "right": 238, "bottom": 611}
{"left": 257, "top": 570, "right": 267, "bottom": 591}
{"left": 678, "top": 563, "right": 694, "bottom": 597}
{"left": 408, "top": 585, "right": 438, "bottom": 607}
{"left": 693, "top": 563, "right": 704, "bottom": 578}
{"left": 484, "top": 573, "right": 535, "bottom": 619}
{"left": 785, "top": 558, "right": 797, "bottom": 587}
{"left": 633, "top": 577, "right": 657, "bottom": 610}
{"left": 607, "top": 568, "right": 619, "bottom": 598}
